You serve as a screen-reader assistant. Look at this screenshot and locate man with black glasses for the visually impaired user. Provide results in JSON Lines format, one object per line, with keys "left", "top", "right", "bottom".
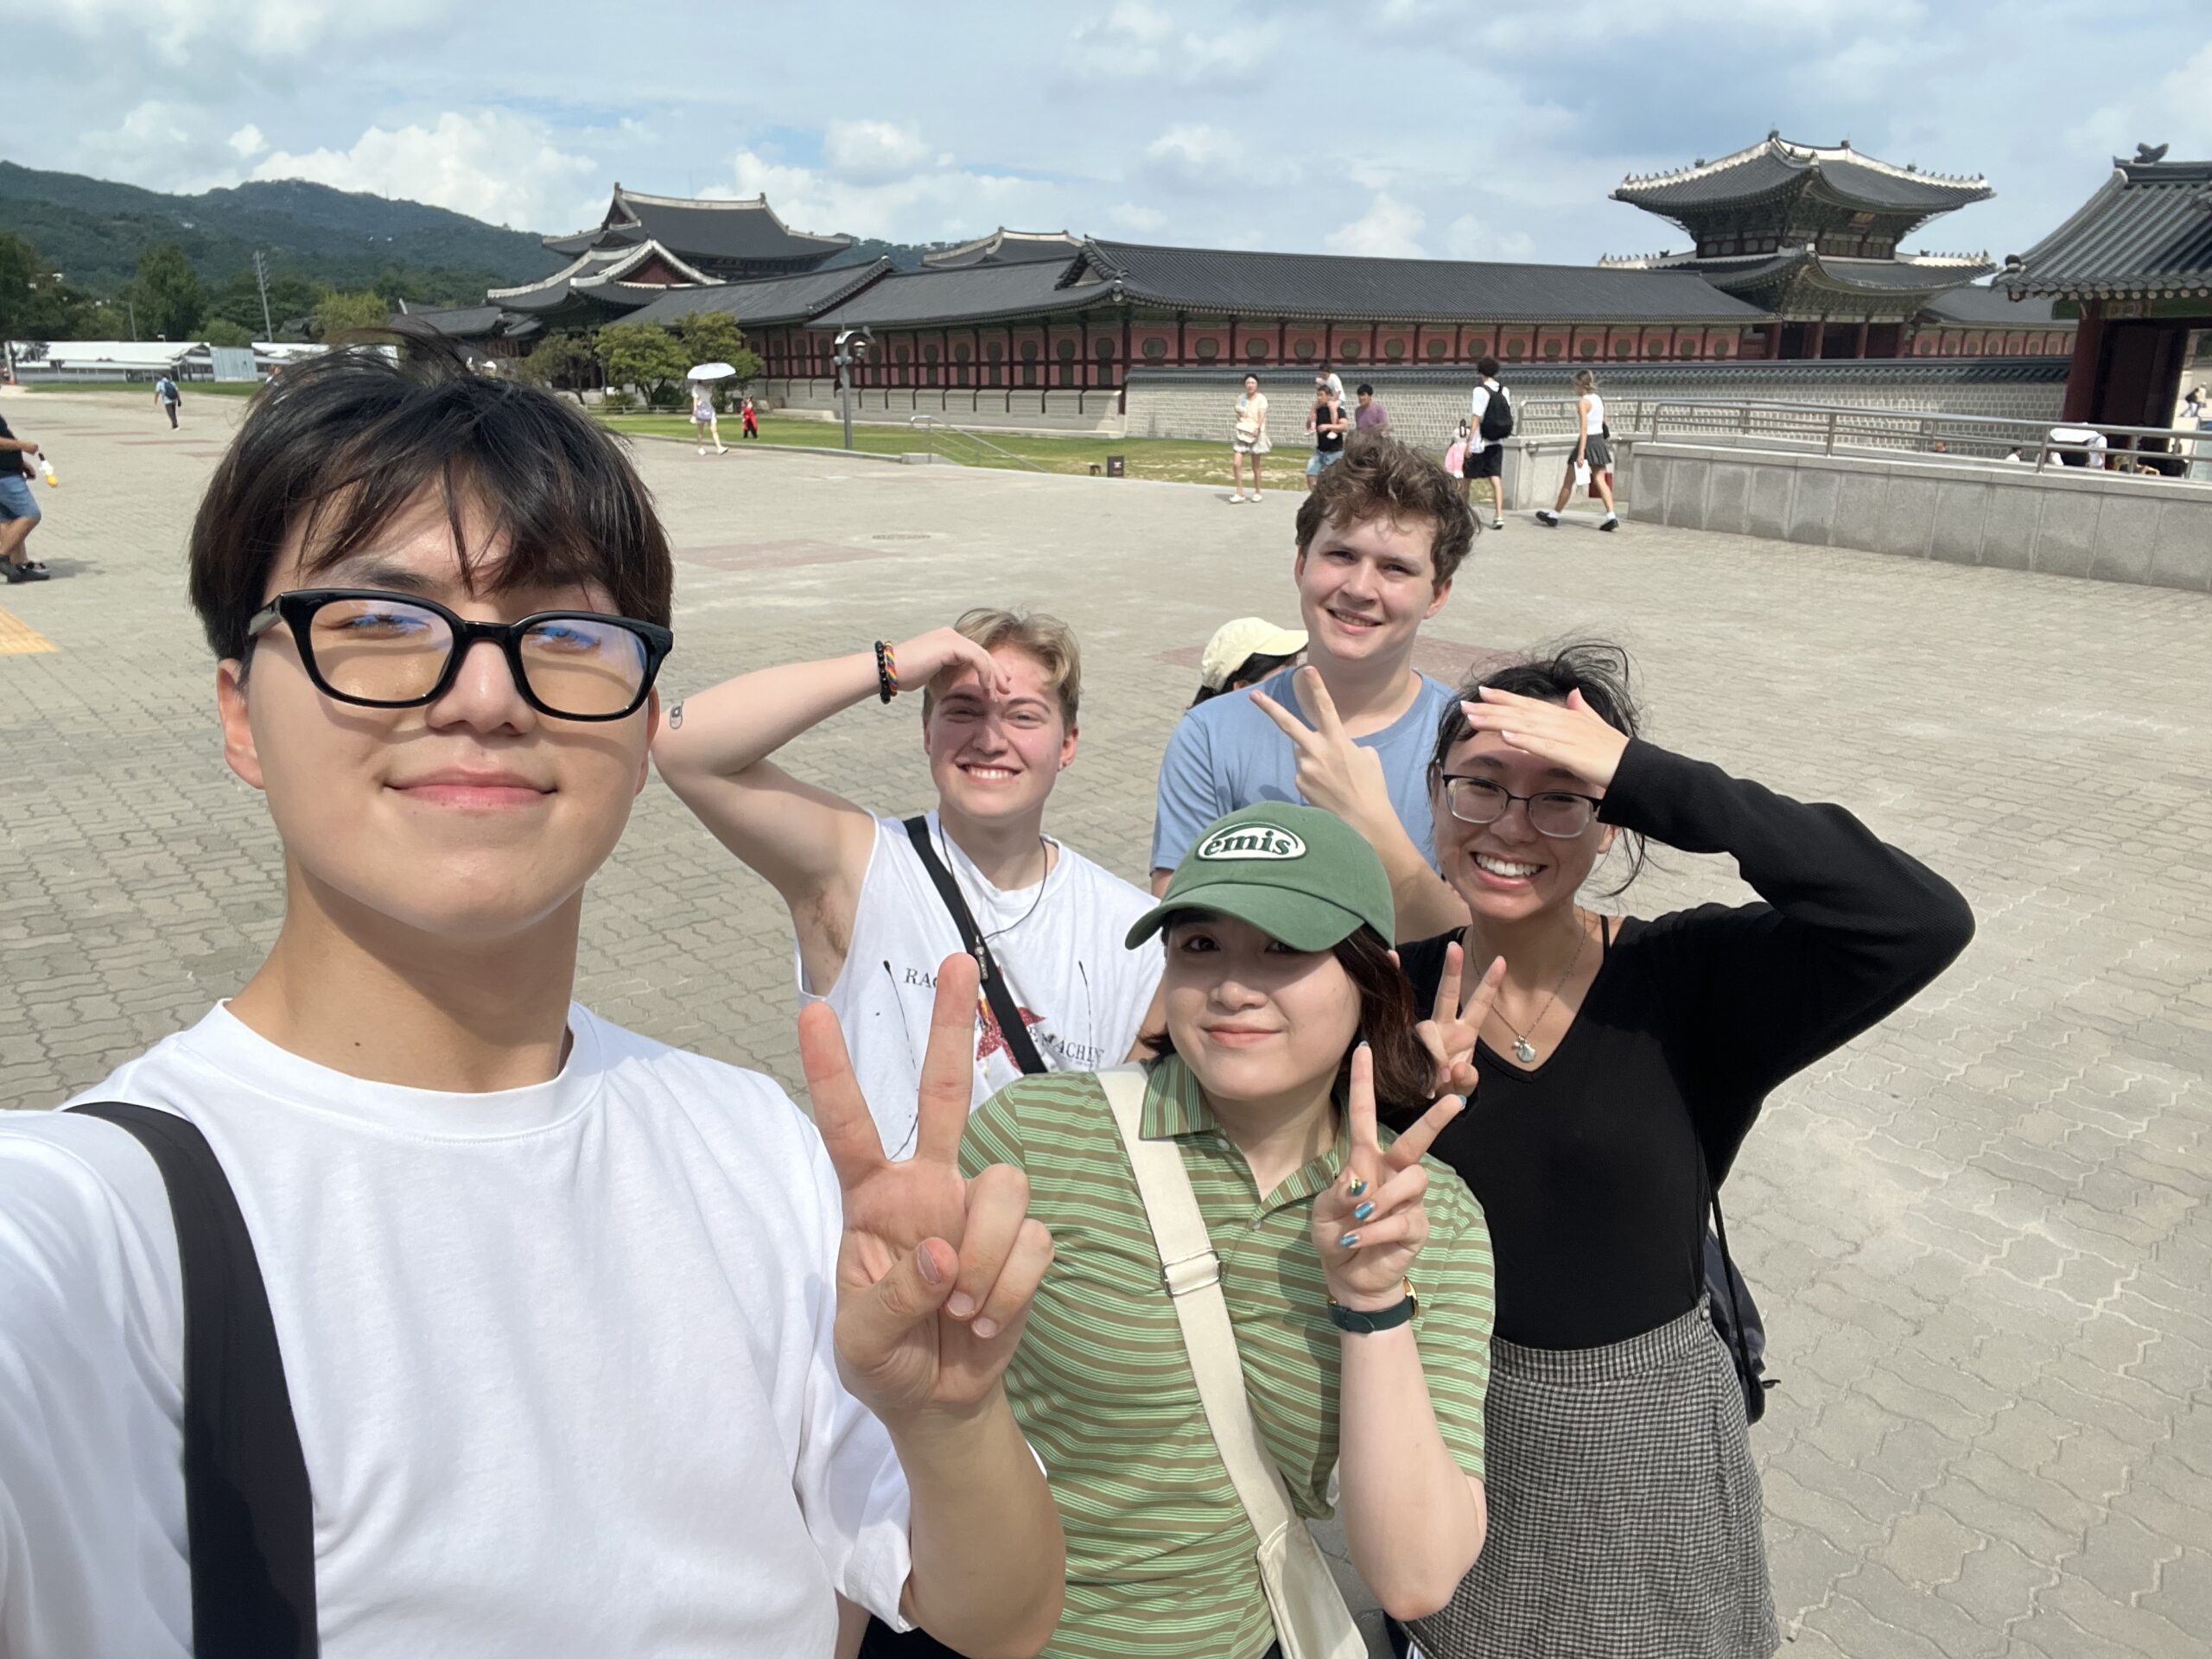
{"left": 0, "top": 342, "right": 1063, "bottom": 1659}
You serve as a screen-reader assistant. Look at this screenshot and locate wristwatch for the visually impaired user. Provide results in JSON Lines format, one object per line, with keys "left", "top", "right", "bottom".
{"left": 1327, "top": 1279, "right": 1417, "bottom": 1334}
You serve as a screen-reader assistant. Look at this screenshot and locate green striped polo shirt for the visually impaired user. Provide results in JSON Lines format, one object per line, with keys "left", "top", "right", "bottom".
{"left": 962, "top": 1057, "right": 1495, "bottom": 1659}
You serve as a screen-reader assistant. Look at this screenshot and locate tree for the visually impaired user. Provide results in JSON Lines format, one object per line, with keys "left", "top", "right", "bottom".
{"left": 313, "top": 290, "right": 391, "bottom": 341}
{"left": 594, "top": 321, "right": 690, "bottom": 407}
{"left": 202, "top": 317, "right": 253, "bottom": 348}
{"left": 133, "top": 245, "right": 204, "bottom": 340}
{"left": 511, "top": 330, "right": 600, "bottom": 399}
{"left": 670, "top": 312, "right": 762, "bottom": 388}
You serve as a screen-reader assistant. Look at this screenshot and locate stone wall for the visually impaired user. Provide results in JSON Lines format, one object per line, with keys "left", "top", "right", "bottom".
{"left": 1122, "top": 359, "right": 2070, "bottom": 452}
{"left": 1622, "top": 442, "right": 2212, "bottom": 592}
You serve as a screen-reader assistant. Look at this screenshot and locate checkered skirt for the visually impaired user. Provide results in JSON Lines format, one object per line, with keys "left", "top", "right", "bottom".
{"left": 1411, "top": 1300, "right": 1778, "bottom": 1659}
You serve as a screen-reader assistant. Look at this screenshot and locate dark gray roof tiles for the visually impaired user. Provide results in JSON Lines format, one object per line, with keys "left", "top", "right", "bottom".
{"left": 543, "top": 188, "right": 852, "bottom": 263}
{"left": 1614, "top": 139, "right": 1991, "bottom": 218}
{"left": 2004, "top": 159, "right": 2212, "bottom": 299}
{"left": 1918, "top": 283, "right": 2063, "bottom": 326}
{"left": 622, "top": 261, "right": 894, "bottom": 328}
{"left": 810, "top": 261, "right": 1117, "bottom": 328}
{"left": 1693, "top": 251, "right": 1993, "bottom": 293}
{"left": 1069, "top": 239, "right": 1768, "bottom": 321}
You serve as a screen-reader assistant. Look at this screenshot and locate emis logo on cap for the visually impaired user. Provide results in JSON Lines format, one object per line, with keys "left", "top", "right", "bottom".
{"left": 1197, "top": 824, "right": 1306, "bottom": 861}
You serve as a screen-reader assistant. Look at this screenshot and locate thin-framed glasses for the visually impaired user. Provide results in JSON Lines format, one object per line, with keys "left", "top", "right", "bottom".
{"left": 245, "top": 588, "right": 673, "bottom": 722}
{"left": 1440, "top": 774, "right": 1602, "bottom": 838}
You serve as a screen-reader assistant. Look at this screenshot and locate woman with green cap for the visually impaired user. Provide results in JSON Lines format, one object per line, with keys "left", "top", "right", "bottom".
{"left": 862, "top": 802, "right": 1500, "bottom": 1659}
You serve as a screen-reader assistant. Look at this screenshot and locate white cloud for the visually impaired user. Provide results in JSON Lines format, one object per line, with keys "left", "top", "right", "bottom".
{"left": 1143, "top": 124, "right": 1254, "bottom": 189}
{"left": 2066, "top": 41, "right": 2212, "bottom": 160}
{"left": 251, "top": 110, "right": 596, "bottom": 231}
{"left": 722, "top": 148, "right": 1041, "bottom": 243}
{"left": 1070, "top": 4, "right": 1265, "bottom": 86}
{"left": 1335, "top": 194, "right": 1426, "bottom": 257}
{"left": 821, "top": 120, "right": 936, "bottom": 183}
{"left": 72, "top": 99, "right": 245, "bottom": 194}
{"left": 1445, "top": 213, "right": 1535, "bottom": 261}
{"left": 1108, "top": 201, "right": 1167, "bottom": 233}
{"left": 51, "top": 0, "right": 436, "bottom": 62}
{"left": 227, "top": 124, "right": 267, "bottom": 159}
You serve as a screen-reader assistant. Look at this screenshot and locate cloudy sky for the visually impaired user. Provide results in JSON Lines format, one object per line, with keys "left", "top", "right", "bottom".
{"left": 9, "top": 0, "right": 2209, "bottom": 268}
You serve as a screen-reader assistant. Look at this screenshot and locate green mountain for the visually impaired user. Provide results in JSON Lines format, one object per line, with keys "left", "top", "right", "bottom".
{"left": 0, "top": 161, "right": 561, "bottom": 306}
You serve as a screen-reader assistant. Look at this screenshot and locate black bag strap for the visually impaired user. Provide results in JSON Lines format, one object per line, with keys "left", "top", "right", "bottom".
{"left": 67, "top": 1102, "right": 319, "bottom": 1657}
{"left": 1696, "top": 1147, "right": 1771, "bottom": 1424}
{"left": 902, "top": 817, "right": 1049, "bottom": 1076}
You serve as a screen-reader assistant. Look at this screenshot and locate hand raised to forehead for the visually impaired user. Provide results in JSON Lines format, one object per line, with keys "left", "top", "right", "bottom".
{"left": 803, "top": 951, "right": 1052, "bottom": 1424}
{"left": 1457, "top": 686, "right": 1628, "bottom": 790}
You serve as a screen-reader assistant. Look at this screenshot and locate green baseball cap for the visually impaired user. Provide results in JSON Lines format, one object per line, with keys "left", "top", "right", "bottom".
{"left": 1127, "top": 803, "right": 1395, "bottom": 952}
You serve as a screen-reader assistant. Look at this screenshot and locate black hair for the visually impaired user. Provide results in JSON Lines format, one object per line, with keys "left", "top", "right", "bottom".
{"left": 189, "top": 328, "right": 673, "bottom": 661}
{"left": 1428, "top": 640, "right": 1650, "bottom": 894}
{"left": 1191, "top": 649, "right": 1300, "bottom": 706}
{"left": 1476, "top": 354, "right": 1501, "bottom": 378}
{"left": 1356, "top": 383, "right": 1375, "bottom": 397}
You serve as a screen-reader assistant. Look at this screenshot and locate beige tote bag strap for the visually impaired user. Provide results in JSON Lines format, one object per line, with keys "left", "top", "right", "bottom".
{"left": 1097, "top": 1066, "right": 1361, "bottom": 1656}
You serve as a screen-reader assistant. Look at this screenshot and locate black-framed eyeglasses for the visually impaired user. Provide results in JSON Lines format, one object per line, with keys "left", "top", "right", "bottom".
{"left": 245, "top": 589, "right": 673, "bottom": 722}
{"left": 1440, "top": 774, "right": 1602, "bottom": 838}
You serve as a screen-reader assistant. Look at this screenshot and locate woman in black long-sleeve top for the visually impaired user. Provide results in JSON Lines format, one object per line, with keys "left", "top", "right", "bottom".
{"left": 1389, "top": 643, "right": 1974, "bottom": 1659}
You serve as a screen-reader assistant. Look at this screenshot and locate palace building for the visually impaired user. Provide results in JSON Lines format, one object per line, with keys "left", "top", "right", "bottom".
{"left": 415, "top": 137, "right": 2070, "bottom": 402}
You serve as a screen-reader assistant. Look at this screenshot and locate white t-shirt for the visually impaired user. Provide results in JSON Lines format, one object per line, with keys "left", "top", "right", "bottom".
{"left": 801, "top": 812, "right": 1162, "bottom": 1155}
{"left": 1580, "top": 392, "right": 1606, "bottom": 437}
{"left": 1, "top": 1005, "right": 912, "bottom": 1657}
{"left": 1468, "top": 380, "right": 1503, "bottom": 451}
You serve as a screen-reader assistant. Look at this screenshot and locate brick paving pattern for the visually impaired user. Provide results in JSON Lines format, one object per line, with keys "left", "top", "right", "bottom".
{"left": 2, "top": 392, "right": 2207, "bottom": 1658}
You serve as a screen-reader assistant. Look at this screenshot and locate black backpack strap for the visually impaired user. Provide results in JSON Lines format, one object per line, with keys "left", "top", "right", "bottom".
{"left": 68, "top": 1103, "right": 319, "bottom": 1656}
{"left": 901, "top": 817, "right": 1049, "bottom": 1076}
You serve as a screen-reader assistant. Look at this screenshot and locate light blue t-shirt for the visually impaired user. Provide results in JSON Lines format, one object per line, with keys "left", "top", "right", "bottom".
{"left": 1150, "top": 665, "right": 1459, "bottom": 873}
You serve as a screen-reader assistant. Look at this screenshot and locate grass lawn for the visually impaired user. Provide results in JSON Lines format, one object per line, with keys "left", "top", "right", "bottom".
{"left": 21, "top": 381, "right": 262, "bottom": 397}
{"left": 596, "top": 411, "right": 1309, "bottom": 488}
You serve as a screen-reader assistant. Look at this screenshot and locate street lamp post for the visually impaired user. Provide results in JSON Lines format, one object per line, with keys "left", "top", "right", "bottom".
{"left": 833, "top": 326, "right": 873, "bottom": 452}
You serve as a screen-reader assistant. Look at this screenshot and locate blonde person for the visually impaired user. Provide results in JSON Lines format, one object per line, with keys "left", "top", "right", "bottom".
{"left": 1534, "top": 368, "right": 1616, "bottom": 531}
{"left": 692, "top": 379, "right": 727, "bottom": 454}
{"left": 863, "top": 803, "right": 1497, "bottom": 1658}
{"left": 653, "top": 610, "right": 1164, "bottom": 1151}
{"left": 1230, "top": 373, "right": 1270, "bottom": 502}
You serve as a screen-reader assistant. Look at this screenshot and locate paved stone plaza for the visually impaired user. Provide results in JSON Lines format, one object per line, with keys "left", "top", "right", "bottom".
{"left": 3, "top": 391, "right": 2208, "bottom": 1657}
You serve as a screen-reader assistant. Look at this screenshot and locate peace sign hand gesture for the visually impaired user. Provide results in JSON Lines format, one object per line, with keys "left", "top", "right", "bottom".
{"left": 801, "top": 952, "right": 1053, "bottom": 1425}
{"left": 1312, "top": 1045, "right": 1464, "bottom": 1312}
{"left": 1414, "top": 940, "right": 1505, "bottom": 1098}
{"left": 1251, "top": 666, "right": 1393, "bottom": 838}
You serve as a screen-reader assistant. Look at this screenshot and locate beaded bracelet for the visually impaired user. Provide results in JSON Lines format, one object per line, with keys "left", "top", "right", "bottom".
{"left": 874, "top": 640, "right": 899, "bottom": 703}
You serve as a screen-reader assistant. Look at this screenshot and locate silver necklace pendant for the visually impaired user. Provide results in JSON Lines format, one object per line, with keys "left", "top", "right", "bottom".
{"left": 1512, "top": 1037, "right": 1538, "bottom": 1065}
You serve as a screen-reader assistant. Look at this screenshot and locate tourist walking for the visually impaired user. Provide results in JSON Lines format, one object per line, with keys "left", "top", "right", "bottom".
{"left": 1229, "top": 372, "right": 1270, "bottom": 501}
{"left": 154, "top": 372, "right": 182, "bottom": 429}
{"left": 2184, "top": 385, "right": 2210, "bottom": 481}
{"left": 0, "top": 409, "right": 48, "bottom": 582}
{"left": 1465, "top": 357, "right": 1511, "bottom": 531}
{"left": 863, "top": 803, "right": 1497, "bottom": 1659}
{"left": 1385, "top": 643, "right": 1973, "bottom": 1659}
{"left": 1355, "top": 384, "right": 1390, "bottom": 436}
{"left": 1191, "top": 614, "right": 1306, "bottom": 705}
{"left": 741, "top": 395, "right": 760, "bottom": 439}
{"left": 1445, "top": 417, "right": 1472, "bottom": 499}
{"left": 1153, "top": 436, "right": 1474, "bottom": 940}
{"left": 1305, "top": 381, "right": 1351, "bottom": 489}
{"left": 0, "top": 340, "right": 1066, "bottom": 1659}
{"left": 1535, "top": 368, "right": 1616, "bottom": 531}
{"left": 692, "top": 378, "right": 727, "bottom": 454}
{"left": 653, "top": 610, "right": 1165, "bottom": 1145}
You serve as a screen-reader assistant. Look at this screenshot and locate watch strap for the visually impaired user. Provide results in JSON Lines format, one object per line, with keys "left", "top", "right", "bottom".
{"left": 1328, "top": 1291, "right": 1417, "bottom": 1334}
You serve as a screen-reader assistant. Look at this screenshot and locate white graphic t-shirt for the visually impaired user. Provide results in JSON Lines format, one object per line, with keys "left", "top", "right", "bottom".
{"left": 800, "top": 811, "right": 1163, "bottom": 1155}
{"left": 0, "top": 1005, "right": 912, "bottom": 1657}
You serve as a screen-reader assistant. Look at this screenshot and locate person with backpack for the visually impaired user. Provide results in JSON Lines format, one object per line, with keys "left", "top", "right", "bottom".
{"left": 155, "top": 372, "right": 183, "bottom": 429}
{"left": 1382, "top": 642, "right": 1972, "bottom": 1658}
{"left": 1465, "top": 358, "right": 1511, "bottom": 531}
{"left": 653, "top": 610, "right": 1165, "bottom": 1147}
{"left": 1, "top": 342, "right": 1067, "bottom": 1659}
{"left": 1534, "top": 367, "right": 1617, "bottom": 531}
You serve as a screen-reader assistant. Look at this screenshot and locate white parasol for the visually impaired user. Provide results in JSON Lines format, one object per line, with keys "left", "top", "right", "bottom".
{"left": 687, "top": 361, "right": 737, "bottom": 381}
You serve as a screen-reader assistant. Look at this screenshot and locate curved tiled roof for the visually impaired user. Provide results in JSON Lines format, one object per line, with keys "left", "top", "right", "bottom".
{"left": 623, "top": 260, "right": 894, "bottom": 328}
{"left": 810, "top": 261, "right": 1116, "bottom": 328}
{"left": 1614, "top": 137, "right": 1991, "bottom": 217}
{"left": 1068, "top": 239, "right": 1767, "bottom": 321}
{"left": 544, "top": 186, "right": 852, "bottom": 262}
{"left": 922, "top": 228, "right": 1084, "bottom": 268}
{"left": 1696, "top": 250, "right": 1993, "bottom": 293}
{"left": 2003, "top": 159, "right": 2212, "bottom": 300}
{"left": 1918, "top": 283, "right": 2063, "bottom": 326}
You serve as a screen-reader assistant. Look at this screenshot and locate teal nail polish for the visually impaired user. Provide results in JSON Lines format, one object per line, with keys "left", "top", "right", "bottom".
{"left": 1353, "top": 1201, "right": 1375, "bottom": 1222}
{"left": 1348, "top": 1178, "right": 1369, "bottom": 1198}
{"left": 1338, "top": 1231, "right": 1360, "bottom": 1248}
